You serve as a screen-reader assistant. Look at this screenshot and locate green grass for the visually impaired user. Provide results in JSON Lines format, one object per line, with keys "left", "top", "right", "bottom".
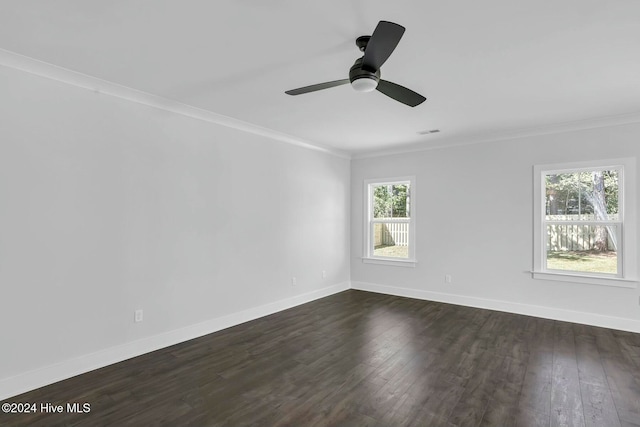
{"left": 546, "top": 250, "right": 617, "bottom": 274}
{"left": 374, "top": 244, "right": 409, "bottom": 258}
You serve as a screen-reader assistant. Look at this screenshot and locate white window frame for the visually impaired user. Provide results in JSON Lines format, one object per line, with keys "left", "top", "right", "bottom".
{"left": 363, "top": 176, "right": 416, "bottom": 267}
{"left": 532, "top": 158, "right": 637, "bottom": 288}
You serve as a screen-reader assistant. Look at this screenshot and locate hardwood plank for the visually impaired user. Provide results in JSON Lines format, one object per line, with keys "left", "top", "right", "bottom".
{"left": 550, "top": 322, "right": 585, "bottom": 427}
{"left": 480, "top": 356, "right": 528, "bottom": 426}
{"left": 448, "top": 349, "right": 505, "bottom": 426}
{"left": 519, "top": 358, "right": 552, "bottom": 412}
{"left": 573, "top": 324, "right": 609, "bottom": 388}
{"left": 516, "top": 407, "right": 551, "bottom": 427}
{"left": 580, "top": 382, "right": 621, "bottom": 427}
{"left": 592, "top": 327, "right": 640, "bottom": 425}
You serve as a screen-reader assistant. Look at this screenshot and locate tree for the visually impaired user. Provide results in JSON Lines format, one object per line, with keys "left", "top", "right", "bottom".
{"left": 373, "top": 185, "right": 392, "bottom": 218}
{"left": 603, "top": 170, "right": 618, "bottom": 215}
{"left": 546, "top": 174, "right": 561, "bottom": 214}
{"left": 392, "top": 184, "right": 408, "bottom": 217}
{"left": 373, "top": 184, "right": 410, "bottom": 218}
{"left": 545, "top": 171, "right": 618, "bottom": 217}
{"left": 589, "top": 171, "right": 608, "bottom": 251}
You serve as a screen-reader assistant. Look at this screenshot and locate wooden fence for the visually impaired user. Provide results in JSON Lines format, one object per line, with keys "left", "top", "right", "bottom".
{"left": 372, "top": 215, "right": 617, "bottom": 251}
{"left": 546, "top": 215, "right": 618, "bottom": 252}
{"left": 546, "top": 224, "right": 616, "bottom": 251}
{"left": 374, "top": 222, "right": 409, "bottom": 247}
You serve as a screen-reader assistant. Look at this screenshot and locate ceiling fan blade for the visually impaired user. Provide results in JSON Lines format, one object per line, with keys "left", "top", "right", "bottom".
{"left": 285, "top": 79, "right": 349, "bottom": 95}
{"left": 362, "top": 21, "right": 405, "bottom": 71}
{"left": 376, "top": 80, "right": 426, "bottom": 107}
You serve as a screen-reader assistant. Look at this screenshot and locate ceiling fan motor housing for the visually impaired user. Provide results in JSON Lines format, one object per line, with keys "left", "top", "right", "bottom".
{"left": 349, "top": 57, "right": 380, "bottom": 91}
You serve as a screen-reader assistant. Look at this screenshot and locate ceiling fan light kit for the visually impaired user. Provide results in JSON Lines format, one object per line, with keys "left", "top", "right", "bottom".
{"left": 349, "top": 57, "right": 380, "bottom": 92}
{"left": 285, "top": 21, "right": 426, "bottom": 107}
{"left": 351, "top": 77, "right": 378, "bottom": 92}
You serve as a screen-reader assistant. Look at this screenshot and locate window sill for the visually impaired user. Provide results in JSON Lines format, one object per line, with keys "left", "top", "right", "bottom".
{"left": 531, "top": 271, "right": 638, "bottom": 288}
{"left": 362, "top": 257, "right": 416, "bottom": 268}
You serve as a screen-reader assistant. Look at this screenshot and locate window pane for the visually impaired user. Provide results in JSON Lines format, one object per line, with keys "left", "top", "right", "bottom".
{"left": 373, "top": 183, "right": 410, "bottom": 218}
{"left": 546, "top": 224, "right": 618, "bottom": 274}
{"left": 373, "top": 222, "right": 409, "bottom": 258}
{"left": 545, "top": 170, "right": 618, "bottom": 219}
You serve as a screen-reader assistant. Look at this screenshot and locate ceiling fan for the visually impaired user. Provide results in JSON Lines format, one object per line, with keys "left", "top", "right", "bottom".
{"left": 285, "top": 21, "right": 426, "bottom": 107}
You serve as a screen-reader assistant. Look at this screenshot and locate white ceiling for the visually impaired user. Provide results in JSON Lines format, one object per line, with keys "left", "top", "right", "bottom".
{"left": 2, "top": 1, "right": 640, "bottom": 156}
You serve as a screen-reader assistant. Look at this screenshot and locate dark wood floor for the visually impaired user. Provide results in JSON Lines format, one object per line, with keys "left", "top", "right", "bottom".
{"left": 3, "top": 290, "right": 640, "bottom": 427}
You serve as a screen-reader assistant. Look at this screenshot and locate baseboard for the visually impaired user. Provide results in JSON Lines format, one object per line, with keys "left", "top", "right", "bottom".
{"left": 0, "top": 281, "right": 350, "bottom": 401}
{"left": 350, "top": 281, "right": 640, "bottom": 333}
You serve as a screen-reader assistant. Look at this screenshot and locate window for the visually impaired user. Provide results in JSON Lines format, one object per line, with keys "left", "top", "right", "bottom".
{"left": 363, "top": 176, "right": 416, "bottom": 267}
{"left": 533, "top": 159, "right": 637, "bottom": 287}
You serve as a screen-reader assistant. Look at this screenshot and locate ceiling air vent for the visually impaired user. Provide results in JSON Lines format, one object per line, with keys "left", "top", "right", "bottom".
{"left": 417, "top": 129, "right": 440, "bottom": 135}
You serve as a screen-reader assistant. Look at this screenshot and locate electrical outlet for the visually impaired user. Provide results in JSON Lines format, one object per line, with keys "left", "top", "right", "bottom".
{"left": 291, "top": 277, "right": 297, "bottom": 286}
{"left": 322, "top": 270, "right": 326, "bottom": 279}
{"left": 134, "top": 309, "right": 143, "bottom": 323}
{"left": 445, "top": 274, "right": 452, "bottom": 284}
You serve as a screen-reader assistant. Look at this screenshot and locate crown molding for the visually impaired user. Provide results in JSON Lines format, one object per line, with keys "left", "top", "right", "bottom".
{"left": 0, "top": 48, "right": 350, "bottom": 159}
{"left": 353, "top": 111, "right": 640, "bottom": 160}
{"left": 4, "top": 47, "right": 639, "bottom": 162}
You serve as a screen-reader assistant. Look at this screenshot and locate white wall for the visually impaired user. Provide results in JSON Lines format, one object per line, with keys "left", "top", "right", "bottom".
{"left": 0, "top": 65, "right": 350, "bottom": 397}
{"left": 351, "top": 124, "right": 640, "bottom": 332}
